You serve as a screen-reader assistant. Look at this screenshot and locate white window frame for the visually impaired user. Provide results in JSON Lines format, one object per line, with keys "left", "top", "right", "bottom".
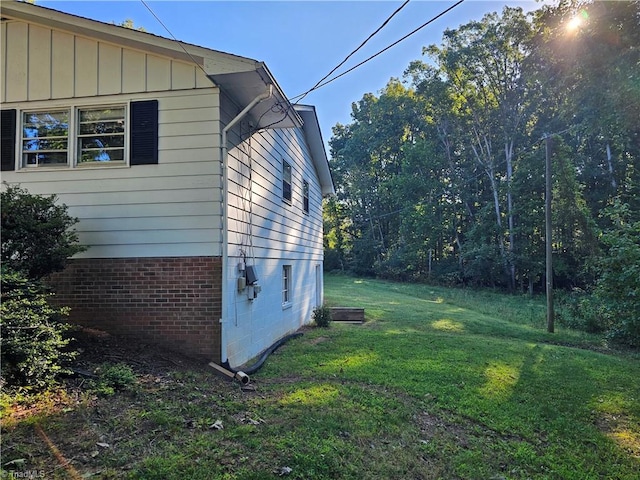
{"left": 76, "top": 105, "right": 126, "bottom": 166}
{"left": 18, "top": 102, "right": 128, "bottom": 170}
{"left": 282, "top": 264, "right": 292, "bottom": 308}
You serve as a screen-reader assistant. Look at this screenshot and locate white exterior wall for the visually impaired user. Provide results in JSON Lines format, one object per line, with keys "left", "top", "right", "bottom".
{"left": 222, "top": 96, "right": 324, "bottom": 368}
{"left": 0, "top": 18, "right": 222, "bottom": 258}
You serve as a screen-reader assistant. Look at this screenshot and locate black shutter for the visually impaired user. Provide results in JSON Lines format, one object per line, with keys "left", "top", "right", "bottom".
{"left": 1, "top": 109, "right": 17, "bottom": 171}
{"left": 130, "top": 100, "right": 158, "bottom": 165}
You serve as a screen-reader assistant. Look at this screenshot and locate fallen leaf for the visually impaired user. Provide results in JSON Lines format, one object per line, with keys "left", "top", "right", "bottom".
{"left": 210, "top": 420, "right": 224, "bottom": 430}
{"left": 278, "top": 466, "right": 293, "bottom": 476}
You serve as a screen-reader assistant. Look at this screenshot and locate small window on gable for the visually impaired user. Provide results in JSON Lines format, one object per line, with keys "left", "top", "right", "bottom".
{"left": 282, "top": 264, "right": 292, "bottom": 306}
{"left": 303, "top": 180, "right": 309, "bottom": 213}
{"left": 22, "top": 110, "right": 70, "bottom": 167}
{"left": 282, "top": 160, "right": 292, "bottom": 203}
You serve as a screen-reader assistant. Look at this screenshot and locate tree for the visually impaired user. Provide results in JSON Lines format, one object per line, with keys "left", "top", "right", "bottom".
{"left": 118, "top": 19, "right": 147, "bottom": 32}
{"left": 327, "top": 0, "right": 639, "bottom": 314}
{"left": 425, "top": 7, "right": 533, "bottom": 289}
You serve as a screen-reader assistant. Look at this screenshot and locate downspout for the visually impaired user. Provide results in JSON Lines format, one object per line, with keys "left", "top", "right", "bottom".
{"left": 219, "top": 84, "right": 273, "bottom": 365}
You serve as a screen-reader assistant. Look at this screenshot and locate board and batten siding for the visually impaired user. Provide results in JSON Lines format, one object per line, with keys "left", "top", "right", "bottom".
{"left": 0, "top": 19, "right": 211, "bottom": 102}
{"left": 1, "top": 17, "right": 223, "bottom": 258}
{"left": 221, "top": 94, "right": 325, "bottom": 367}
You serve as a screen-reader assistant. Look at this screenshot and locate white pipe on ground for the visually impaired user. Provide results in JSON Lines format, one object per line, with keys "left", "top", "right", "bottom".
{"left": 208, "top": 362, "right": 250, "bottom": 385}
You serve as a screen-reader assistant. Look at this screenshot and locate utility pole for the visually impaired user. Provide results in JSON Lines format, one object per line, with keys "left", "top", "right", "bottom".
{"left": 544, "top": 134, "right": 554, "bottom": 333}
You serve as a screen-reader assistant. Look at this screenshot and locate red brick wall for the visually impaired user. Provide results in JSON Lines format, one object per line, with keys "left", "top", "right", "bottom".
{"left": 47, "top": 257, "right": 222, "bottom": 360}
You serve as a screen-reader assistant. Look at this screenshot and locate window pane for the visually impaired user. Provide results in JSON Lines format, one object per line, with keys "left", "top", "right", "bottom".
{"left": 23, "top": 151, "right": 68, "bottom": 166}
{"left": 303, "top": 180, "right": 309, "bottom": 213}
{"left": 21, "top": 110, "right": 69, "bottom": 167}
{"left": 22, "top": 111, "right": 69, "bottom": 138}
{"left": 79, "top": 107, "right": 125, "bottom": 122}
{"left": 79, "top": 149, "right": 125, "bottom": 163}
{"left": 22, "top": 138, "right": 68, "bottom": 151}
{"left": 79, "top": 121, "right": 125, "bottom": 135}
{"left": 283, "top": 161, "right": 292, "bottom": 202}
{"left": 79, "top": 135, "right": 125, "bottom": 150}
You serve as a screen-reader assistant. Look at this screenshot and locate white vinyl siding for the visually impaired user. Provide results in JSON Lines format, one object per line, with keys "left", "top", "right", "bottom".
{"left": 223, "top": 93, "right": 325, "bottom": 367}
{"left": 2, "top": 89, "right": 222, "bottom": 259}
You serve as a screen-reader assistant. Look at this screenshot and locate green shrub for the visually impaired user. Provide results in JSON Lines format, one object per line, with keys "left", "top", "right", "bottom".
{"left": 91, "top": 363, "right": 137, "bottom": 396}
{"left": 1, "top": 184, "right": 86, "bottom": 279}
{"left": 1, "top": 185, "right": 85, "bottom": 390}
{"left": 0, "top": 268, "right": 76, "bottom": 390}
{"left": 312, "top": 305, "right": 332, "bottom": 328}
{"left": 594, "top": 202, "right": 640, "bottom": 346}
{"left": 556, "top": 289, "right": 608, "bottom": 334}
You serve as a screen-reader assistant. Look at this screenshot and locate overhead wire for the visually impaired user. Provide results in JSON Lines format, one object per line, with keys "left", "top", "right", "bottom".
{"left": 294, "top": 0, "right": 411, "bottom": 105}
{"left": 139, "top": 0, "right": 210, "bottom": 79}
{"left": 290, "top": 0, "right": 466, "bottom": 102}
{"left": 139, "top": 0, "right": 466, "bottom": 133}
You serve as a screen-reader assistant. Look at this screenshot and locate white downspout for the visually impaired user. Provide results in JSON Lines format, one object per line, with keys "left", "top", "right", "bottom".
{"left": 219, "top": 84, "right": 273, "bottom": 364}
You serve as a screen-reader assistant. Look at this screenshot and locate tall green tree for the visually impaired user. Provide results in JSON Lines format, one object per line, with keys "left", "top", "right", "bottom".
{"left": 424, "top": 7, "right": 533, "bottom": 289}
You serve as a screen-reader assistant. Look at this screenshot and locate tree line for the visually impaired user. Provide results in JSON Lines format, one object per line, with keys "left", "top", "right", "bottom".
{"left": 325, "top": 1, "right": 639, "bottom": 344}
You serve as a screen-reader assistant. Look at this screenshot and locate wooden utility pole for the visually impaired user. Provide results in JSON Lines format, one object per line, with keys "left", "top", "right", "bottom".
{"left": 544, "top": 134, "right": 554, "bottom": 333}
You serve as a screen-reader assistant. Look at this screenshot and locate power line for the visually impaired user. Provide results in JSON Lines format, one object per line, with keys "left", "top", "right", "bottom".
{"left": 139, "top": 0, "right": 210, "bottom": 79}
{"left": 294, "top": 0, "right": 411, "bottom": 105}
{"left": 290, "top": 0, "right": 466, "bottom": 102}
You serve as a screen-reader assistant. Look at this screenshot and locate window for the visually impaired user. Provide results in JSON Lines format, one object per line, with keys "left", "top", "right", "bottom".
{"left": 22, "top": 110, "right": 69, "bottom": 167}
{"left": 282, "top": 160, "right": 292, "bottom": 203}
{"left": 282, "top": 265, "right": 292, "bottom": 306}
{"left": 77, "top": 106, "right": 125, "bottom": 164}
{"left": 4, "top": 100, "right": 158, "bottom": 171}
{"left": 303, "top": 180, "right": 309, "bottom": 213}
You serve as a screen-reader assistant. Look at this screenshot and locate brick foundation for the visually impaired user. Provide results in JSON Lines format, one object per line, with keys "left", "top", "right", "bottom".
{"left": 47, "top": 257, "right": 222, "bottom": 361}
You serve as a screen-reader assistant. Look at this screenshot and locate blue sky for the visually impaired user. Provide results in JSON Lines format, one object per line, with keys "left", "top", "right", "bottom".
{"left": 38, "top": 1, "right": 549, "bottom": 149}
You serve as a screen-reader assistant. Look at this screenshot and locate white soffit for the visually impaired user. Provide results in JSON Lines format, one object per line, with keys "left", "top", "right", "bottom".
{"left": 209, "top": 64, "right": 302, "bottom": 130}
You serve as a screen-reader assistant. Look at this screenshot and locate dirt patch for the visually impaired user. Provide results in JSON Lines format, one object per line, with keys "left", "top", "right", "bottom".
{"left": 308, "top": 336, "right": 330, "bottom": 345}
{"left": 595, "top": 412, "right": 640, "bottom": 458}
{"left": 68, "top": 327, "right": 208, "bottom": 376}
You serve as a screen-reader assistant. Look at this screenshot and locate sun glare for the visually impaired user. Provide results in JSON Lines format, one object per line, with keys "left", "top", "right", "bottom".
{"left": 566, "top": 16, "right": 582, "bottom": 32}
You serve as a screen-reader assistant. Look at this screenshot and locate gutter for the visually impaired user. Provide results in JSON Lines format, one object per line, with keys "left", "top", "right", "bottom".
{"left": 219, "top": 84, "right": 273, "bottom": 365}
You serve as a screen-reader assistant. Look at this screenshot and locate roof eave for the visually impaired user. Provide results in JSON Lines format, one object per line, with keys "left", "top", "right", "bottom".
{"left": 208, "top": 63, "right": 302, "bottom": 130}
{"left": 294, "top": 105, "right": 335, "bottom": 197}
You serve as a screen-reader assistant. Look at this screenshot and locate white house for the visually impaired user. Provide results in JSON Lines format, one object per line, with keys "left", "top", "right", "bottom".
{"left": 0, "top": 1, "right": 334, "bottom": 368}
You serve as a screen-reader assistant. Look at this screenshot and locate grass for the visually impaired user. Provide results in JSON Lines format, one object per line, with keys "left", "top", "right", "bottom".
{"left": 2, "top": 274, "right": 639, "bottom": 479}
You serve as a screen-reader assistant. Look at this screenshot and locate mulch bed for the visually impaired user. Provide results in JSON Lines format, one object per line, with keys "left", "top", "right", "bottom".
{"left": 67, "top": 327, "right": 208, "bottom": 377}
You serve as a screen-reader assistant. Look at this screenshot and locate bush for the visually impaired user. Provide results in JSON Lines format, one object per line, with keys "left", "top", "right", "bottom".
{"left": 594, "top": 201, "right": 640, "bottom": 346}
{"left": 555, "top": 288, "right": 608, "bottom": 334}
{"left": 0, "top": 268, "right": 76, "bottom": 390}
{"left": 1, "top": 184, "right": 86, "bottom": 279}
{"left": 91, "top": 363, "right": 137, "bottom": 396}
{"left": 312, "top": 305, "right": 332, "bottom": 328}
{"left": 1, "top": 185, "right": 85, "bottom": 390}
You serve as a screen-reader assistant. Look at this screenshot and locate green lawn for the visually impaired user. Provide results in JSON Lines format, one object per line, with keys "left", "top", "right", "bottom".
{"left": 2, "top": 274, "right": 639, "bottom": 479}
